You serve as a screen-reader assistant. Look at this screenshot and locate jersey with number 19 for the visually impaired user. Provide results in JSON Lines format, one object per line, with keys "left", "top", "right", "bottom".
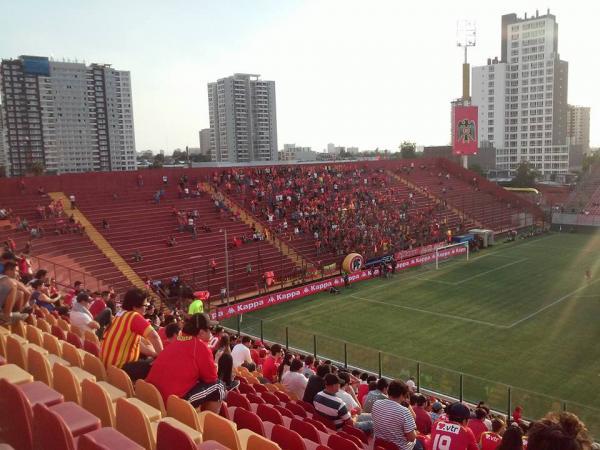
{"left": 430, "top": 420, "right": 478, "bottom": 450}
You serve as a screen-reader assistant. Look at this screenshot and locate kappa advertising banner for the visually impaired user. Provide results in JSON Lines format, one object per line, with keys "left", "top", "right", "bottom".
{"left": 211, "top": 245, "right": 468, "bottom": 321}
{"left": 209, "top": 268, "right": 379, "bottom": 321}
{"left": 453, "top": 105, "right": 478, "bottom": 156}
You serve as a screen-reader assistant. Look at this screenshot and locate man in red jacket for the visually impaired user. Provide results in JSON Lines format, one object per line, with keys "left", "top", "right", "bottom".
{"left": 146, "top": 313, "right": 225, "bottom": 413}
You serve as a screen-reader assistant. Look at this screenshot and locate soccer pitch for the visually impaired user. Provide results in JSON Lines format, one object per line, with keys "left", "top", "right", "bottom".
{"left": 223, "top": 232, "right": 600, "bottom": 435}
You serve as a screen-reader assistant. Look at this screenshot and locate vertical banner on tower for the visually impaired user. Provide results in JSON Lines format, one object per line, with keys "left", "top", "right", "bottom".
{"left": 453, "top": 105, "right": 478, "bottom": 156}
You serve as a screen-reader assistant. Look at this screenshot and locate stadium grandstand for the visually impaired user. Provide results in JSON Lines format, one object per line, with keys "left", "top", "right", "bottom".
{"left": 0, "top": 158, "right": 597, "bottom": 449}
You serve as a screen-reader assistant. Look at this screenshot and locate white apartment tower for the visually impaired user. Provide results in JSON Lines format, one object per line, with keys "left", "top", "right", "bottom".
{"left": 472, "top": 11, "right": 569, "bottom": 175}
{"left": 207, "top": 74, "right": 278, "bottom": 163}
{"left": 0, "top": 55, "right": 136, "bottom": 176}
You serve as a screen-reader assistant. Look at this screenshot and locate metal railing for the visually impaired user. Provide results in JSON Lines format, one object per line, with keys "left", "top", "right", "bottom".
{"left": 28, "top": 254, "right": 105, "bottom": 292}
{"left": 221, "top": 315, "right": 600, "bottom": 440}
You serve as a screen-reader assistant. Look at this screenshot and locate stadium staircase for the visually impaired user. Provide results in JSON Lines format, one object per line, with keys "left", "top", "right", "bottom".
{"left": 0, "top": 189, "right": 130, "bottom": 292}
{"left": 201, "top": 182, "right": 314, "bottom": 273}
{"left": 387, "top": 170, "right": 484, "bottom": 229}
{"left": 72, "top": 182, "right": 299, "bottom": 299}
{"left": 47, "top": 192, "right": 147, "bottom": 292}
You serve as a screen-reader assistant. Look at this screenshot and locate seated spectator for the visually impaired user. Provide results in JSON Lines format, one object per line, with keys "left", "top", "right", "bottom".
{"left": 69, "top": 292, "right": 101, "bottom": 335}
{"left": 358, "top": 374, "right": 377, "bottom": 405}
{"left": 158, "top": 315, "right": 178, "bottom": 347}
{"left": 100, "top": 288, "right": 163, "bottom": 381}
{"left": 30, "top": 279, "right": 58, "bottom": 312}
{"left": 413, "top": 394, "right": 432, "bottom": 435}
{"left": 282, "top": 359, "right": 308, "bottom": 400}
{"left": 262, "top": 344, "right": 283, "bottom": 383}
{"left": 468, "top": 407, "right": 490, "bottom": 442}
{"left": 146, "top": 313, "right": 226, "bottom": 413}
{"left": 302, "top": 355, "right": 316, "bottom": 378}
{"left": 363, "top": 378, "right": 389, "bottom": 413}
{"left": 372, "top": 380, "right": 417, "bottom": 450}
{"left": 303, "top": 363, "right": 331, "bottom": 404}
{"left": 430, "top": 402, "right": 478, "bottom": 450}
{"left": 480, "top": 418, "right": 505, "bottom": 450}
{"left": 162, "top": 322, "right": 181, "bottom": 346}
{"left": 88, "top": 291, "right": 113, "bottom": 334}
{"left": 231, "top": 335, "right": 255, "bottom": 370}
{"left": 313, "top": 374, "right": 352, "bottom": 430}
{"left": 496, "top": 424, "right": 523, "bottom": 450}
{"left": 336, "top": 371, "right": 361, "bottom": 413}
{"left": 214, "top": 335, "right": 238, "bottom": 390}
{"left": 527, "top": 412, "right": 592, "bottom": 450}
{"left": 0, "top": 261, "right": 28, "bottom": 324}
{"left": 209, "top": 325, "right": 225, "bottom": 351}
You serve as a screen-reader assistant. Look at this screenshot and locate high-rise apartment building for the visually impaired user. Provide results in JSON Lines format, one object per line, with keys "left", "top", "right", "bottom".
{"left": 567, "top": 105, "right": 590, "bottom": 152}
{"left": 0, "top": 55, "right": 136, "bottom": 176}
{"left": 472, "top": 11, "right": 569, "bottom": 175}
{"left": 199, "top": 128, "right": 210, "bottom": 156}
{"left": 207, "top": 73, "right": 277, "bottom": 163}
{"left": 0, "top": 111, "right": 6, "bottom": 173}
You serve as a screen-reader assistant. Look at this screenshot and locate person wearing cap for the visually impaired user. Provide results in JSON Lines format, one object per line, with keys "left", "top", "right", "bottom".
{"left": 372, "top": 380, "right": 418, "bottom": 450}
{"left": 146, "top": 313, "right": 226, "bottom": 414}
{"left": 100, "top": 288, "right": 164, "bottom": 381}
{"left": 430, "top": 402, "right": 478, "bottom": 450}
{"left": 431, "top": 401, "right": 445, "bottom": 422}
{"left": 313, "top": 373, "right": 353, "bottom": 430}
{"left": 69, "top": 292, "right": 101, "bottom": 335}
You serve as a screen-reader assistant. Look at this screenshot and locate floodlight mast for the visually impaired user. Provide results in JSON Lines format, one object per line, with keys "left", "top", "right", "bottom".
{"left": 456, "top": 20, "right": 477, "bottom": 168}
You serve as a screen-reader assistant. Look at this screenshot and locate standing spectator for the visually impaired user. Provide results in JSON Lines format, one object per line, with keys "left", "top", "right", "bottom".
{"left": 313, "top": 374, "right": 352, "bottom": 429}
{"left": 282, "top": 359, "right": 308, "bottom": 400}
{"left": 480, "top": 418, "right": 506, "bottom": 450}
{"left": 303, "top": 364, "right": 331, "bottom": 403}
{"left": 430, "top": 402, "right": 478, "bottom": 450}
{"left": 69, "top": 194, "right": 77, "bottom": 209}
{"left": 526, "top": 412, "right": 591, "bottom": 450}
{"left": 496, "top": 425, "right": 523, "bottom": 450}
{"left": 363, "top": 378, "right": 389, "bottom": 413}
{"left": 413, "top": 394, "right": 433, "bottom": 435}
{"left": 146, "top": 313, "right": 225, "bottom": 413}
{"left": 231, "top": 336, "right": 255, "bottom": 370}
{"left": 262, "top": 344, "right": 283, "bottom": 383}
{"left": 512, "top": 406, "right": 522, "bottom": 424}
{"left": 0, "top": 262, "right": 28, "bottom": 324}
{"left": 468, "top": 408, "right": 490, "bottom": 442}
{"left": 100, "top": 288, "right": 163, "bottom": 381}
{"left": 371, "top": 380, "right": 417, "bottom": 450}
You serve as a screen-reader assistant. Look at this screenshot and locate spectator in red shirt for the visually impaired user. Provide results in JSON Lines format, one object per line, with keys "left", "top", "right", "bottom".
{"left": 412, "top": 394, "right": 432, "bottom": 435}
{"left": 358, "top": 374, "right": 377, "bottom": 405}
{"left": 146, "top": 313, "right": 225, "bottom": 413}
{"left": 480, "top": 418, "right": 506, "bottom": 450}
{"left": 430, "top": 403, "right": 478, "bottom": 450}
{"left": 468, "top": 408, "right": 489, "bottom": 442}
{"left": 261, "top": 343, "right": 283, "bottom": 383}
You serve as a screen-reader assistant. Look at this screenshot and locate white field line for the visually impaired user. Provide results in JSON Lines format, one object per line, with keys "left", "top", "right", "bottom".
{"left": 453, "top": 258, "right": 528, "bottom": 285}
{"left": 506, "top": 278, "right": 600, "bottom": 328}
{"left": 350, "top": 294, "right": 510, "bottom": 329}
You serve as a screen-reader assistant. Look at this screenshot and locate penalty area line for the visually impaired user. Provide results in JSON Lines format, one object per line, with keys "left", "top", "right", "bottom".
{"left": 350, "top": 294, "right": 509, "bottom": 329}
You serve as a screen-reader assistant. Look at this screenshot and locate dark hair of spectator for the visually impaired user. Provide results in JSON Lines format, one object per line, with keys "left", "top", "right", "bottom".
{"left": 165, "top": 322, "right": 180, "bottom": 339}
{"left": 122, "top": 288, "right": 147, "bottom": 311}
{"left": 387, "top": 380, "right": 409, "bottom": 399}
{"left": 526, "top": 412, "right": 591, "bottom": 450}
{"left": 497, "top": 425, "right": 523, "bottom": 450}
{"left": 290, "top": 359, "right": 303, "bottom": 372}
{"left": 316, "top": 364, "right": 331, "bottom": 378}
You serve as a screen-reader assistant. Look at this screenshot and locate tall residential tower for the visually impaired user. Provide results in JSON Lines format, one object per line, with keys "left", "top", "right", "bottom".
{"left": 0, "top": 55, "right": 136, "bottom": 176}
{"left": 207, "top": 73, "right": 278, "bottom": 163}
{"left": 472, "top": 11, "right": 569, "bottom": 175}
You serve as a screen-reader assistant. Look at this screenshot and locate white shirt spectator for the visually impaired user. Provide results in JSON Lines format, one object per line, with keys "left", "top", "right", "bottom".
{"left": 231, "top": 343, "right": 253, "bottom": 368}
{"left": 336, "top": 388, "right": 359, "bottom": 412}
{"left": 70, "top": 310, "right": 94, "bottom": 334}
{"left": 406, "top": 378, "right": 416, "bottom": 393}
{"left": 282, "top": 370, "right": 308, "bottom": 400}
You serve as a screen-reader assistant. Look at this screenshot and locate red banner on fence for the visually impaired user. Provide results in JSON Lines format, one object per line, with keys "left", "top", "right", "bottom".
{"left": 453, "top": 105, "right": 478, "bottom": 156}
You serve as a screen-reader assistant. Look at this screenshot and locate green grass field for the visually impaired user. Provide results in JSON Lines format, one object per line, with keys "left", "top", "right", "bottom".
{"left": 223, "top": 232, "right": 600, "bottom": 436}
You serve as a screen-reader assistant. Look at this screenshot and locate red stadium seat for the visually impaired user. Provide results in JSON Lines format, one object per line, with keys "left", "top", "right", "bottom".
{"left": 83, "top": 340, "right": 100, "bottom": 357}
{"left": 156, "top": 420, "right": 198, "bottom": 450}
{"left": 247, "top": 392, "right": 266, "bottom": 405}
{"left": 274, "top": 404, "right": 295, "bottom": 419}
{"left": 270, "top": 424, "right": 307, "bottom": 450}
{"left": 234, "top": 406, "right": 266, "bottom": 436}
{"left": 78, "top": 427, "right": 144, "bottom": 450}
{"left": 327, "top": 435, "right": 361, "bottom": 450}
{"left": 290, "top": 418, "right": 321, "bottom": 444}
{"left": 239, "top": 382, "right": 257, "bottom": 394}
{"left": 227, "top": 390, "right": 252, "bottom": 410}
{"left": 257, "top": 403, "right": 284, "bottom": 425}
{"left": 51, "top": 325, "right": 66, "bottom": 341}
{"left": 261, "top": 392, "right": 281, "bottom": 406}
{"left": 66, "top": 331, "right": 83, "bottom": 349}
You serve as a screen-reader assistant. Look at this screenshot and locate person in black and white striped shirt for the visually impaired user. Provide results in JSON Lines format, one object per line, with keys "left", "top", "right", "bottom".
{"left": 313, "top": 373, "right": 352, "bottom": 429}
{"left": 372, "top": 379, "right": 418, "bottom": 450}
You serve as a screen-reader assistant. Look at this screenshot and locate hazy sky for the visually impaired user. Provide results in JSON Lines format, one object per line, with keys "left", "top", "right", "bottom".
{"left": 2, "top": 0, "right": 598, "bottom": 152}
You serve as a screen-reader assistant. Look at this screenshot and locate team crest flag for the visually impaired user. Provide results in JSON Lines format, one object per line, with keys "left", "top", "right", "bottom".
{"left": 453, "top": 105, "right": 478, "bottom": 156}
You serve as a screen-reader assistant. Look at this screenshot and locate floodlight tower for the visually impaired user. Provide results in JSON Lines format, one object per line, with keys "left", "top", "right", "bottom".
{"left": 456, "top": 20, "right": 476, "bottom": 168}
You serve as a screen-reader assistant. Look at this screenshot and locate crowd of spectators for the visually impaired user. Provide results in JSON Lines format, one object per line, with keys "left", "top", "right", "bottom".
{"left": 211, "top": 165, "right": 464, "bottom": 261}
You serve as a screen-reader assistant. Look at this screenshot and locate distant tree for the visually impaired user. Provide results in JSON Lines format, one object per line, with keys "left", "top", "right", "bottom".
{"left": 137, "top": 150, "right": 154, "bottom": 162}
{"left": 510, "top": 161, "right": 539, "bottom": 187}
{"left": 149, "top": 153, "right": 165, "bottom": 169}
{"left": 172, "top": 149, "right": 187, "bottom": 162}
{"left": 399, "top": 141, "right": 417, "bottom": 159}
{"left": 26, "top": 161, "right": 45, "bottom": 176}
{"left": 582, "top": 151, "right": 600, "bottom": 173}
{"left": 190, "top": 154, "right": 211, "bottom": 162}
